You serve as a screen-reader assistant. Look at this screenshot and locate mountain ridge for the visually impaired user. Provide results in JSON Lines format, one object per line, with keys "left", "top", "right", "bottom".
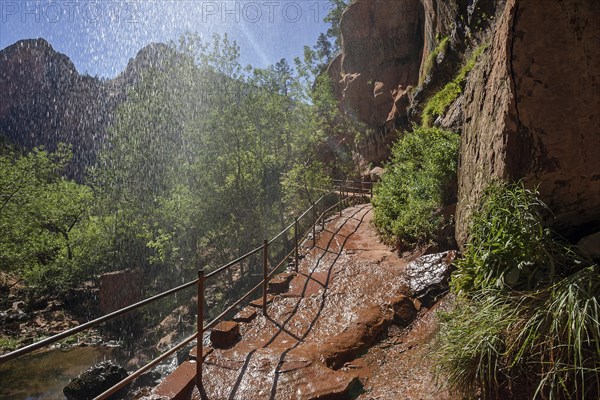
{"left": 0, "top": 38, "right": 176, "bottom": 179}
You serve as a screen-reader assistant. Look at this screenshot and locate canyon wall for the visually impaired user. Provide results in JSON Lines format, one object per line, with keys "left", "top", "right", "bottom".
{"left": 328, "top": 0, "right": 427, "bottom": 165}
{"left": 330, "top": 0, "right": 600, "bottom": 245}
{"left": 456, "top": 0, "right": 600, "bottom": 245}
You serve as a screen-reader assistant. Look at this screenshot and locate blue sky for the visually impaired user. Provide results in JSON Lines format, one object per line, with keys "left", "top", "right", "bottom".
{"left": 0, "top": 1, "right": 333, "bottom": 77}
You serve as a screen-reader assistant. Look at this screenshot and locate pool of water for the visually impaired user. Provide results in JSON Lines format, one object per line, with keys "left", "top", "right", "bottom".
{"left": 0, "top": 346, "right": 117, "bottom": 400}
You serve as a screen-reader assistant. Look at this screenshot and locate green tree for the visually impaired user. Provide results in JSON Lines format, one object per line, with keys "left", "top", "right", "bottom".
{"left": 315, "top": 33, "right": 334, "bottom": 69}
{"left": 0, "top": 145, "right": 107, "bottom": 294}
{"left": 93, "top": 32, "right": 358, "bottom": 293}
{"left": 324, "top": 0, "right": 350, "bottom": 52}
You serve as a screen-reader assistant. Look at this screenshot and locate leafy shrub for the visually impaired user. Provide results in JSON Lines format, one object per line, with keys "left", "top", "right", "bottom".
{"left": 435, "top": 183, "right": 599, "bottom": 399}
{"left": 422, "top": 43, "right": 488, "bottom": 126}
{"left": 372, "top": 126, "right": 459, "bottom": 247}
{"left": 0, "top": 336, "right": 20, "bottom": 352}
{"left": 516, "top": 266, "right": 600, "bottom": 400}
{"left": 435, "top": 293, "right": 517, "bottom": 398}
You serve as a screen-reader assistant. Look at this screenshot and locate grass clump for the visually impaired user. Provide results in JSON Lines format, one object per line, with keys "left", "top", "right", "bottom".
{"left": 434, "top": 183, "right": 599, "bottom": 399}
{"left": 422, "top": 43, "right": 488, "bottom": 126}
{"left": 372, "top": 126, "right": 459, "bottom": 247}
{"left": 435, "top": 293, "right": 518, "bottom": 398}
{"left": 451, "top": 183, "right": 585, "bottom": 294}
{"left": 0, "top": 336, "right": 20, "bottom": 352}
{"left": 419, "top": 36, "right": 450, "bottom": 87}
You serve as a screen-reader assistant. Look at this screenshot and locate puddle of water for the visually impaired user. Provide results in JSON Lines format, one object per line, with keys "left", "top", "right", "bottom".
{"left": 0, "top": 346, "right": 116, "bottom": 400}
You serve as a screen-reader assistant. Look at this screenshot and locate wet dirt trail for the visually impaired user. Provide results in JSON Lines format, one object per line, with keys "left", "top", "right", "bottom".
{"left": 188, "top": 203, "right": 445, "bottom": 400}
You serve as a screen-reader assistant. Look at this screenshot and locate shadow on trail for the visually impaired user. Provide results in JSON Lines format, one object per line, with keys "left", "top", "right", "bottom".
{"left": 267, "top": 205, "right": 370, "bottom": 399}
{"left": 197, "top": 204, "right": 371, "bottom": 400}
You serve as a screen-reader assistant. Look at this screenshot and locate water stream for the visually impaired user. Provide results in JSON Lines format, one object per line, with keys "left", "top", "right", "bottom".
{"left": 0, "top": 346, "right": 117, "bottom": 400}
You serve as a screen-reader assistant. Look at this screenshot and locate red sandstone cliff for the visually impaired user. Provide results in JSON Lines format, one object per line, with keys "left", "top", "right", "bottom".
{"left": 328, "top": 0, "right": 600, "bottom": 245}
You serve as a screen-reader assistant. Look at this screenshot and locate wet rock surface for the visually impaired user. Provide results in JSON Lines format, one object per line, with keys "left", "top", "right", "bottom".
{"left": 63, "top": 361, "right": 129, "bottom": 400}
{"left": 178, "top": 204, "right": 413, "bottom": 400}
{"left": 147, "top": 204, "right": 469, "bottom": 399}
{"left": 456, "top": 0, "right": 600, "bottom": 246}
{"left": 404, "top": 251, "right": 456, "bottom": 307}
{"left": 356, "top": 295, "right": 453, "bottom": 400}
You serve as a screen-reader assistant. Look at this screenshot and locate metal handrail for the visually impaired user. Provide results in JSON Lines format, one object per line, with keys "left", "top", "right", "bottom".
{"left": 1, "top": 181, "right": 369, "bottom": 399}
{"left": 0, "top": 278, "right": 199, "bottom": 364}
{"left": 205, "top": 243, "right": 264, "bottom": 279}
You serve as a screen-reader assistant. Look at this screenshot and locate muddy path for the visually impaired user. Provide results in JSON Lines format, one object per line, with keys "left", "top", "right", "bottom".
{"left": 179, "top": 203, "right": 446, "bottom": 400}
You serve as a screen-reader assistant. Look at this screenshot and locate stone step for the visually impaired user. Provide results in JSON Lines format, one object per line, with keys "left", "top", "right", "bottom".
{"left": 188, "top": 346, "right": 212, "bottom": 361}
{"left": 267, "top": 272, "right": 296, "bottom": 294}
{"left": 248, "top": 294, "right": 274, "bottom": 308}
{"left": 233, "top": 306, "right": 257, "bottom": 323}
{"left": 209, "top": 321, "right": 241, "bottom": 349}
{"left": 153, "top": 360, "right": 196, "bottom": 400}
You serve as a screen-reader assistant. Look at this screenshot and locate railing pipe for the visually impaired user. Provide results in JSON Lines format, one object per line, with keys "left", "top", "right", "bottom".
{"left": 262, "top": 239, "right": 269, "bottom": 316}
{"left": 0, "top": 278, "right": 198, "bottom": 364}
{"left": 294, "top": 216, "right": 299, "bottom": 272}
{"left": 196, "top": 269, "right": 204, "bottom": 387}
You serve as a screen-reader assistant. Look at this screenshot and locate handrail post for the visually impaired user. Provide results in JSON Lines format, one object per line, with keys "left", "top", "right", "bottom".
{"left": 294, "top": 216, "right": 299, "bottom": 272}
{"left": 262, "top": 239, "right": 268, "bottom": 316}
{"left": 370, "top": 181, "right": 373, "bottom": 199}
{"left": 196, "top": 269, "right": 204, "bottom": 388}
{"left": 312, "top": 205, "right": 316, "bottom": 247}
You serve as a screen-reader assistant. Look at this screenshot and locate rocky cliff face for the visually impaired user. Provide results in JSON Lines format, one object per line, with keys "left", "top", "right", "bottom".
{"left": 0, "top": 39, "right": 177, "bottom": 179}
{"left": 327, "top": 0, "right": 426, "bottom": 165}
{"left": 329, "top": 0, "right": 424, "bottom": 127}
{"left": 328, "top": 0, "right": 498, "bottom": 166}
{"left": 332, "top": 0, "right": 599, "bottom": 245}
{"left": 0, "top": 39, "right": 117, "bottom": 178}
{"left": 456, "top": 0, "right": 600, "bottom": 245}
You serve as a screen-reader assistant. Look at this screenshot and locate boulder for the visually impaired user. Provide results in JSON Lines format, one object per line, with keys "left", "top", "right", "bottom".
{"left": 63, "top": 361, "right": 129, "bottom": 400}
{"left": 404, "top": 251, "right": 456, "bottom": 307}
{"left": 368, "top": 166, "right": 385, "bottom": 182}
{"left": 390, "top": 295, "right": 417, "bottom": 325}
